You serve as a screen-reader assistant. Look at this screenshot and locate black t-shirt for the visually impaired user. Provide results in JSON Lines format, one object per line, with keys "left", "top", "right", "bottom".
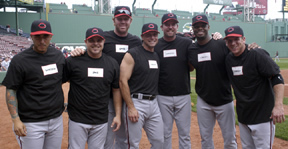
{"left": 103, "top": 30, "right": 142, "bottom": 65}
{"left": 128, "top": 46, "right": 159, "bottom": 95}
{"left": 155, "top": 36, "right": 193, "bottom": 96}
{"left": 189, "top": 39, "right": 233, "bottom": 106}
{"left": 225, "top": 47, "right": 280, "bottom": 124}
{"left": 2, "top": 45, "right": 65, "bottom": 122}
{"left": 64, "top": 53, "right": 119, "bottom": 124}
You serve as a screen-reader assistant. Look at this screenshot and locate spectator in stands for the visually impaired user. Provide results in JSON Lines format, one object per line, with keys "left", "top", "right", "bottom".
{"left": 6, "top": 24, "right": 10, "bottom": 33}
{"left": 1, "top": 57, "right": 10, "bottom": 71}
{"left": 18, "top": 28, "right": 23, "bottom": 35}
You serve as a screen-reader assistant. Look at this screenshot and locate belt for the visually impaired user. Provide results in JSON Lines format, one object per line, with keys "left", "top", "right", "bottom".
{"left": 132, "top": 93, "right": 156, "bottom": 100}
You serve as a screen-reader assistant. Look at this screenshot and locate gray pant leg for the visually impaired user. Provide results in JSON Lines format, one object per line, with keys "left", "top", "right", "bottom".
{"left": 215, "top": 101, "right": 237, "bottom": 149}
{"left": 105, "top": 111, "right": 116, "bottom": 149}
{"left": 123, "top": 99, "right": 145, "bottom": 149}
{"left": 105, "top": 98, "right": 127, "bottom": 149}
{"left": 87, "top": 123, "right": 108, "bottom": 149}
{"left": 43, "top": 115, "right": 63, "bottom": 149}
{"left": 174, "top": 94, "right": 191, "bottom": 149}
{"left": 197, "top": 96, "right": 216, "bottom": 149}
{"left": 15, "top": 122, "right": 46, "bottom": 149}
{"left": 15, "top": 116, "right": 63, "bottom": 149}
{"left": 157, "top": 95, "right": 174, "bottom": 149}
{"left": 144, "top": 98, "right": 164, "bottom": 149}
{"left": 68, "top": 120, "right": 89, "bottom": 149}
{"left": 239, "top": 122, "right": 275, "bottom": 149}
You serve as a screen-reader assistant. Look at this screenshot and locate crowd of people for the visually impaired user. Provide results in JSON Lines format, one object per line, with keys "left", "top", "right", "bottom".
{"left": 1, "top": 5, "right": 286, "bottom": 149}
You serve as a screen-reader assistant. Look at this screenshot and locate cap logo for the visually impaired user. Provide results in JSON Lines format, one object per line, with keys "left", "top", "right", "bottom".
{"left": 227, "top": 27, "right": 234, "bottom": 32}
{"left": 92, "top": 28, "right": 98, "bottom": 33}
{"left": 148, "top": 24, "right": 154, "bottom": 28}
{"left": 196, "top": 16, "right": 203, "bottom": 20}
{"left": 168, "top": 13, "right": 174, "bottom": 17}
{"left": 38, "top": 23, "right": 46, "bottom": 29}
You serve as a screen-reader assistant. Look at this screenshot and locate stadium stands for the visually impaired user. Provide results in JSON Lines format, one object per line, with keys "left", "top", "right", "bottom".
{"left": 134, "top": 8, "right": 154, "bottom": 17}
{"left": 0, "top": 28, "right": 32, "bottom": 58}
{"left": 172, "top": 10, "right": 192, "bottom": 19}
{"left": 49, "top": 3, "right": 71, "bottom": 14}
{"left": 153, "top": 9, "right": 169, "bottom": 17}
{"left": 72, "top": 4, "right": 94, "bottom": 14}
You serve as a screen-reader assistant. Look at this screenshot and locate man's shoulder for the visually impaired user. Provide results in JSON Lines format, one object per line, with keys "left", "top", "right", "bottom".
{"left": 127, "top": 33, "right": 141, "bottom": 40}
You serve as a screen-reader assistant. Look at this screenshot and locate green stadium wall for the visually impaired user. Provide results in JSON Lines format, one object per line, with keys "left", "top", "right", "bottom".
{"left": 0, "top": 12, "right": 288, "bottom": 57}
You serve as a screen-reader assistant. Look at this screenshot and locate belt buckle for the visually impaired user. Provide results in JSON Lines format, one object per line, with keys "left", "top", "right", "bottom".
{"left": 148, "top": 95, "right": 155, "bottom": 100}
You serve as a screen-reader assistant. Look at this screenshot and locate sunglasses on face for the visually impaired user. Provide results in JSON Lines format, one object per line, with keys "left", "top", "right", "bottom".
{"left": 117, "top": 9, "right": 131, "bottom": 15}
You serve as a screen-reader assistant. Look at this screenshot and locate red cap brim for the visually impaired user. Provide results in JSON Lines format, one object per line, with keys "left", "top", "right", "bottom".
{"left": 30, "top": 31, "right": 53, "bottom": 36}
{"left": 224, "top": 34, "right": 242, "bottom": 39}
{"left": 86, "top": 34, "right": 105, "bottom": 40}
{"left": 115, "top": 14, "right": 131, "bottom": 18}
{"left": 142, "top": 30, "right": 160, "bottom": 35}
{"left": 163, "top": 18, "right": 179, "bottom": 24}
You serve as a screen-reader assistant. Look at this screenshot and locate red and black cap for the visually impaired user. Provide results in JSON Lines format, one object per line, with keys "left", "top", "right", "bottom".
{"left": 30, "top": 20, "right": 53, "bottom": 35}
{"left": 192, "top": 14, "right": 209, "bottom": 26}
{"left": 224, "top": 26, "right": 244, "bottom": 39}
{"left": 162, "top": 13, "right": 178, "bottom": 24}
{"left": 86, "top": 27, "right": 105, "bottom": 40}
{"left": 114, "top": 6, "right": 132, "bottom": 18}
{"left": 142, "top": 23, "right": 159, "bottom": 35}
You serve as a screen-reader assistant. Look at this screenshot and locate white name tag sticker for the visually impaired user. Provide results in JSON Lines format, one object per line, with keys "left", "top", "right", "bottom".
{"left": 42, "top": 64, "right": 58, "bottom": 76}
{"left": 232, "top": 66, "right": 243, "bottom": 76}
{"left": 198, "top": 52, "right": 211, "bottom": 62}
{"left": 88, "top": 68, "right": 104, "bottom": 78}
{"left": 163, "top": 49, "right": 177, "bottom": 58}
{"left": 115, "top": 44, "right": 129, "bottom": 53}
{"left": 148, "top": 60, "right": 158, "bottom": 69}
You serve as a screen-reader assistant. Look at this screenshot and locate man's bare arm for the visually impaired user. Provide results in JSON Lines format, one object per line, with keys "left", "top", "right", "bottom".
{"left": 119, "top": 53, "right": 139, "bottom": 123}
{"left": 6, "top": 89, "right": 27, "bottom": 136}
{"left": 111, "top": 88, "right": 122, "bottom": 131}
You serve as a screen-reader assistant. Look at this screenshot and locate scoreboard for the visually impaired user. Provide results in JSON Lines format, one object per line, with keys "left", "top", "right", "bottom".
{"left": 283, "top": 0, "right": 288, "bottom": 12}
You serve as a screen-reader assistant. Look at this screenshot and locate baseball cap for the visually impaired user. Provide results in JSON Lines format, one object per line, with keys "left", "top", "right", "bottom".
{"left": 224, "top": 26, "right": 244, "bottom": 39}
{"left": 142, "top": 23, "right": 160, "bottom": 35}
{"left": 85, "top": 27, "right": 105, "bottom": 40}
{"left": 114, "top": 6, "right": 132, "bottom": 18}
{"left": 162, "top": 13, "right": 179, "bottom": 24}
{"left": 30, "top": 20, "right": 53, "bottom": 35}
{"left": 192, "top": 14, "right": 209, "bottom": 26}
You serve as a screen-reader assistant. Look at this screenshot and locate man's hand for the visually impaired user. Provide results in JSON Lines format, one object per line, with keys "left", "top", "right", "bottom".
{"left": 128, "top": 107, "right": 139, "bottom": 123}
{"left": 270, "top": 104, "right": 285, "bottom": 124}
{"left": 13, "top": 117, "right": 27, "bottom": 136}
{"left": 70, "top": 48, "right": 85, "bottom": 57}
{"left": 248, "top": 42, "right": 261, "bottom": 50}
{"left": 111, "top": 116, "right": 121, "bottom": 132}
{"left": 212, "top": 32, "right": 222, "bottom": 40}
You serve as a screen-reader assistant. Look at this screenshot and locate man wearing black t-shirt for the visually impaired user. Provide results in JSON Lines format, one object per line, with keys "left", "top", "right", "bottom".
{"left": 224, "top": 26, "right": 285, "bottom": 149}
{"left": 120, "top": 23, "right": 164, "bottom": 149}
{"left": 154, "top": 13, "right": 194, "bottom": 149}
{"left": 71, "top": 6, "right": 142, "bottom": 149}
{"left": 64, "top": 27, "right": 122, "bottom": 149}
{"left": 104, "top": 7, "right": 142, "bottom": 149}
{"left": 2, "top": 20, "right": 65, "bottom": 149}
{"left": 189, "top": 15, "right": 238, "bottom": 149}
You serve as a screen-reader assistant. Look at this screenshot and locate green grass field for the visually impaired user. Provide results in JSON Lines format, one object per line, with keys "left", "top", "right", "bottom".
{"left": 275, "top": 58, "right": 288, "bottom": 70}
{"left": 189, "top": 58, "right": 288, "bottom": 140}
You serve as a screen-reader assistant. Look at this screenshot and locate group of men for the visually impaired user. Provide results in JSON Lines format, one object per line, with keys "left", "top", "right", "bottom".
{"left": 2, "top": 5, "right": 285, "bottom": 149}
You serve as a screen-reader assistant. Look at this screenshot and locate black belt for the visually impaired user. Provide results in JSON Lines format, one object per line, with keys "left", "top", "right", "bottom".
{"left": 132, "top": 94, "right": 156, "bottom": 100}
